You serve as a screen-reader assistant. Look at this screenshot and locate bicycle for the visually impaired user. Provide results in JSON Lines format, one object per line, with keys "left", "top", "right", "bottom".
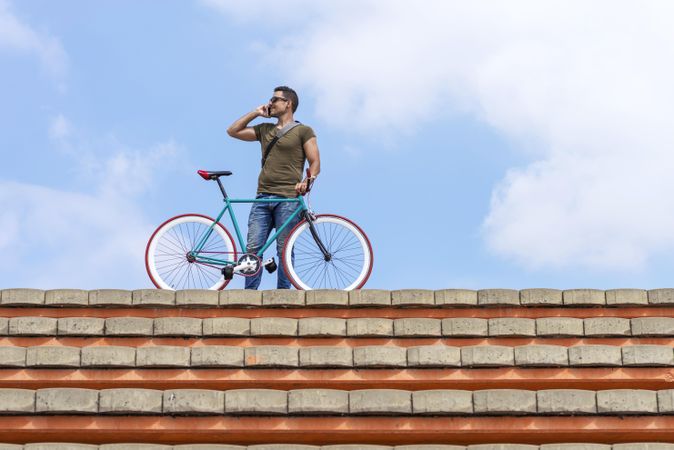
{"left": 145, "top": 169, "right": 373, "bottom": 291}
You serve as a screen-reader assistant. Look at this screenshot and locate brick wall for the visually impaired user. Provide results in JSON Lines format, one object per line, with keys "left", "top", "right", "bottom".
{"left": 1, "top": 288, "right": 674, "bottom": 449}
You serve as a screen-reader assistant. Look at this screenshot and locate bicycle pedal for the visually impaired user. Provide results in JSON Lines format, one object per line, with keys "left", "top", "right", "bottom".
{"left": 263, "top": 257, "right": 277, "bottom": 273}
{"left": 222, "top": 266, "right": 234, "bottom": 280}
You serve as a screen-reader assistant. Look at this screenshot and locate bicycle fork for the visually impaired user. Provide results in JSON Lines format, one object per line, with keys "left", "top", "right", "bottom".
{"left": 304, "top": 211, "right": 332, "bottom": 262}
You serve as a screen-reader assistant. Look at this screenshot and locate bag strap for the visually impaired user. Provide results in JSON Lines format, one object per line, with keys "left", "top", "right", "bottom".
{"left": 261, "top": 121, "right": 301, "bottom": 167}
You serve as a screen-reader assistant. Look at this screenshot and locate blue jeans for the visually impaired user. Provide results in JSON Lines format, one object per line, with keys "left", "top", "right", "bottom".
{"left": 244, "top": 194, "right": 301, "bottom": 289}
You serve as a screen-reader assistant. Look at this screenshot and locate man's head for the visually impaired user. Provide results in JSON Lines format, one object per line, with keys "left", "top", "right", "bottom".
{"left": 268, "top": 85, "right": 298, "bottom": 117}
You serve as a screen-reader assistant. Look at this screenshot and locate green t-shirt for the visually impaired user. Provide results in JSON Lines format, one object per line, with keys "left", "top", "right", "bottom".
{"left": 253, "top": 122, "right": 316, "bottom": 198}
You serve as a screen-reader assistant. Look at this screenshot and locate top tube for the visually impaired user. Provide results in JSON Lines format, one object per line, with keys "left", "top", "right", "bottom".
{"left": 227, "top": 197, "right": 301, "bottom": 204}
{"left": 222, "top": 194, "right": 308, "bottom": 255}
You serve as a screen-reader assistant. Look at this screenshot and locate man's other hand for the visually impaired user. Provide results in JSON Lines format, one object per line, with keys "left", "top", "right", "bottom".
{"left": 295, "top": 180, "right": 308, "bottom": 195}
{"left": 295, "top": 176, "right": 316, "bottom": 195}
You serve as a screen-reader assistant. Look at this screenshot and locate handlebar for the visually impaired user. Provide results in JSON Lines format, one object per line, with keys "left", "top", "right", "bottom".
{"left": 304, "top": 168, "right": 315, "bottom": 195}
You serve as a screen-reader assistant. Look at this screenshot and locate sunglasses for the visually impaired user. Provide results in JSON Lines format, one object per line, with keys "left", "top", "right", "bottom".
{"left": 269, "top": 96, "right": 289, "bottom": 104}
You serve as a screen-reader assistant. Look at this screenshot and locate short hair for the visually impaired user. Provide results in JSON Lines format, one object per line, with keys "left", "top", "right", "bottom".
{"left": 274, "top": 85, "right": 299, "bottom": 113}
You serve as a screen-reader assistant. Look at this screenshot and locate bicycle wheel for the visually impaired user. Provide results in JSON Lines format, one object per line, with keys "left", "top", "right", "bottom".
{"left": 283, "top": 214, "right": 373, "bottom": 290}
{"left": 145, "top": 214, "right": 237, "bottom": 290}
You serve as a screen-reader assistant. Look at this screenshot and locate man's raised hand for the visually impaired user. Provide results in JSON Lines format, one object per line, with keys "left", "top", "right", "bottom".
{"left": 255, "top": 104, "right": 270, "bottom": 118}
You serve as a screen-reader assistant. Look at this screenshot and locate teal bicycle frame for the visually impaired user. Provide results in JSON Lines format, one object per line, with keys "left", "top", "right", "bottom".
{"left": 188, "top": 195, "right": 308, "bottom": 267}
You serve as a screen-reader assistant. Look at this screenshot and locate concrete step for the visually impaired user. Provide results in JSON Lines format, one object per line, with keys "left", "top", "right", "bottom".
{"left": 2, "top": 387, "right": 674, "bottom": 416}
{"left": 4, "top": 316, "right": 674, "bottom": 337}
{"left": 1, "top": 344, "right": 673, "bottom": 369}
{"left": 3, "top": 288, "right": 674, "bottom": 308}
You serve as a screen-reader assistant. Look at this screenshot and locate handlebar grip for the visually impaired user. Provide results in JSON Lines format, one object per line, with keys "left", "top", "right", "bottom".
{"left": 304, "top": 168, "right": 313, "bottom": 194}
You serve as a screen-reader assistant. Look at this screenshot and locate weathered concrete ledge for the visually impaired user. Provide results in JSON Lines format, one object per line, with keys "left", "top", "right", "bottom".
{"left": 4, "top": 316, "right": 674, "bottom": 338}
{"left": 1, "top": 344, "right": 673, "bottom": 369}
{"left": 2, "top": 288, "right": 674, "bottom": 308}
{"left": 0, "top": 388, "right": 672, "bottom": 416}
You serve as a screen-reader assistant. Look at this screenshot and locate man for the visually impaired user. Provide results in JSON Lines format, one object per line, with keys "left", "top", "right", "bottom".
{"left": 227, "top": 86, "right": 321, "bottom": 289}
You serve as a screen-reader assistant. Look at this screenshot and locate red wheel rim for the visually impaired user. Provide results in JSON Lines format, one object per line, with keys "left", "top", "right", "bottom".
{"left": 282, "top": 214, "right": 373, "bottom": 290}
{"left": 145, "top": 213, "right": 238, "bottom": 290}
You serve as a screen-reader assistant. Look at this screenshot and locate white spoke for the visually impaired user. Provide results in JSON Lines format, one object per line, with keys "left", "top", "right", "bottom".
{"left": 146, "top": 215, "right": 236, "bottom": 290}
{"left": 283, "top": 216, "right": 372, "bottom": 290}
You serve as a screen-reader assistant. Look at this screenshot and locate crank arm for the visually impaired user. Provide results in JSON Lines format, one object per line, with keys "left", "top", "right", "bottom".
{"left": 232, "top": 264, "right": 253, "bottom": 273}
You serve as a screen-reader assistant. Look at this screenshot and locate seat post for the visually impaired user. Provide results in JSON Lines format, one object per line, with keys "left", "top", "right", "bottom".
{"left": 216, "top": 177, "right": 228, "bottom": 199}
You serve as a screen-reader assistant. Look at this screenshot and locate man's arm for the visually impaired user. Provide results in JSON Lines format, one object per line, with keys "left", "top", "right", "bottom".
{"left": 227, "top": 105, "right": 268, "bottom": 141}
{"left": 296, "top": 137, "right": 321, "bottom": 194}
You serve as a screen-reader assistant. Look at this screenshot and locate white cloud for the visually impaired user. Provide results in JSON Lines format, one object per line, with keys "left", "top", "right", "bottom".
{"left": 199, "top": 0, "right": 351, "bottom": 24}
{"left": 208, "top": 0, "right": 674, "bottom": 271}
{"left": 0, "top": 140, "right": 181, "bottom": 289}
{"left": 48, "top": 114, "right": 71, "bottom": 142}
{"left": 0, "top": 0, "right": 68, "bottom": 79}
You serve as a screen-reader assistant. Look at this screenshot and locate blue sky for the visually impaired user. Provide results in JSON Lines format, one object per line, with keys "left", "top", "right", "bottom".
{"left": 2, "top": 0, "right": 674, "bottom": 290}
